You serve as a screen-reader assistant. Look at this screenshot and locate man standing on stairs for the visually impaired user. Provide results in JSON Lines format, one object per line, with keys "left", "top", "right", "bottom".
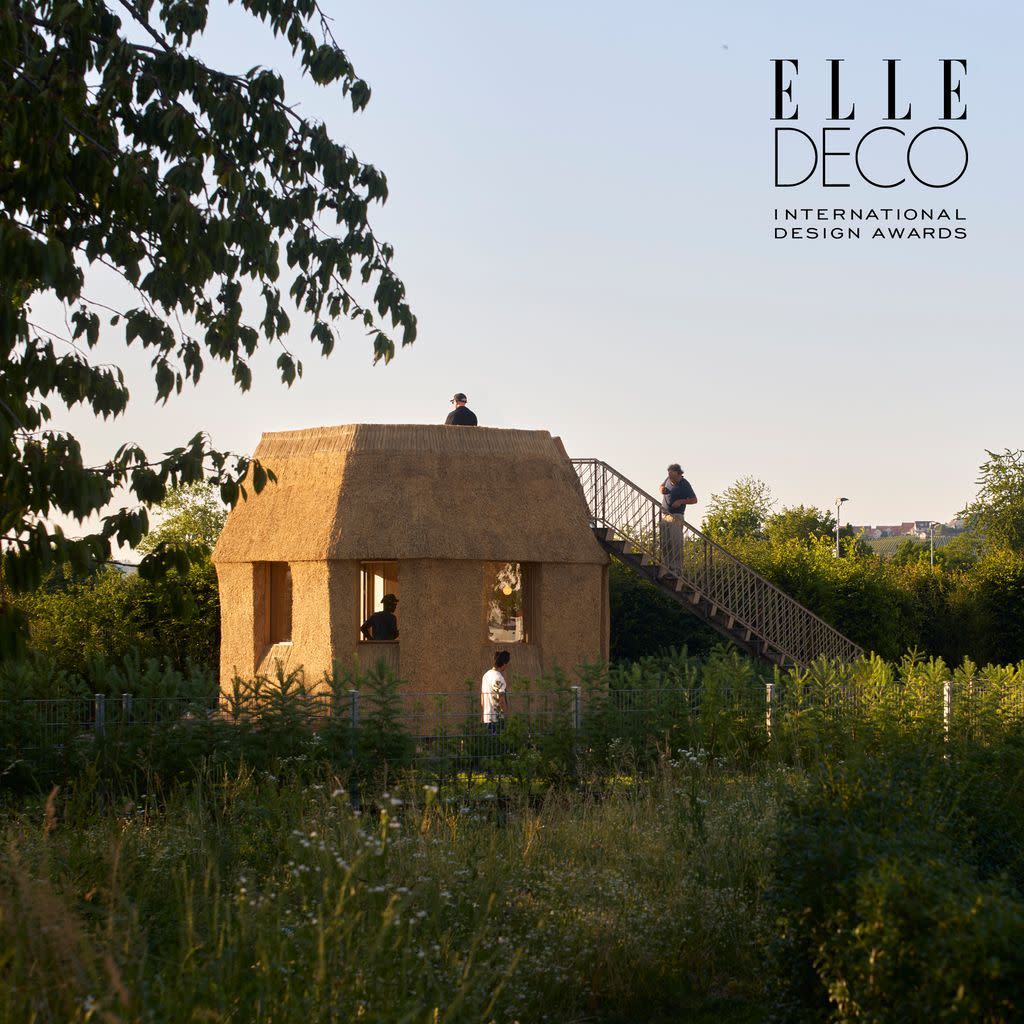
{"left": 661, "top": 464, "right": 697, "bottom": 518}
{"left": 659, "top": 463, "right": 697, "bottom": 573}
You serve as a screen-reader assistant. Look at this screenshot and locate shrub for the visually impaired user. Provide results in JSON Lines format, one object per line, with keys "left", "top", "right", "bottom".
{"left": 16, "top": 559, "right": 219, "bottom": 679}
{"left": 608, "top": 559, "right": 720, "bottom": 661}
{"left": 766, "top": 748, "right": 1024, "bottom": 1022}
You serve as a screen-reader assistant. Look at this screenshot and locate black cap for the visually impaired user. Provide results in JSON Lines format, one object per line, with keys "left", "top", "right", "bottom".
{"left": 452, "top": 392, "right": 467, "bottom": 402}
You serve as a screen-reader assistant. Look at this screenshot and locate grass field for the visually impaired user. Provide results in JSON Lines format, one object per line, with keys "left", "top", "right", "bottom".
{"left": 5, "top": 649, "right": 1024, "bottom": 1022}
{"left": 5, "top": 736, "right": 1024, "bottom": 1023}
{"left": 3, "top": 759, "right": 780, "bottom": 1023}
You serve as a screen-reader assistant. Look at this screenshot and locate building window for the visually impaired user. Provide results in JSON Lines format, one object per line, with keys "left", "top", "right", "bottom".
{"left": 484, "top": 562, "right": 535, "bottom": 643}
{"left": 360, "top": 561, "right": 399, "bottom": 641}
{"left": 258, "top": 562, "right": 292, "bottom": 645}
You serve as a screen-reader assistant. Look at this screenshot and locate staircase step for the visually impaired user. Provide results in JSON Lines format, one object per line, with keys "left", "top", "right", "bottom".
{"left": 575, "top": 458, "right": 863, "bottom": 671}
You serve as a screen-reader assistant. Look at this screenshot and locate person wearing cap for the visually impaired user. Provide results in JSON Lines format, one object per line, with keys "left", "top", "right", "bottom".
{"left": 659, "top": 464, "right": 697, "bottom": 573}
{"left": 660, "top": 463, "right": 697, "bottom": 518}
{"left": 445, "top": 393, "right": 478, "bottom": 426}
{"left": 360, "top": 594, "right": 400, "bottom": 641}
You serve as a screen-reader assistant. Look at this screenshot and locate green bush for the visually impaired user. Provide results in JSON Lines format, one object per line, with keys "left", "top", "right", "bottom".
{"left": 15, "top": 559, "right": 219, "bottom": 680}
{"left": 766, "top": 748, "right": 1024, "bottom": 1022}
{"left": 608, "top": 559, "right": 720, "bottom": 661}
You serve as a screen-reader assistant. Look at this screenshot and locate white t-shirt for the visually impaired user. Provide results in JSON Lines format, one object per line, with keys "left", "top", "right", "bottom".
{"left": 481, "top": 668, "right": 507, "bottom": 723}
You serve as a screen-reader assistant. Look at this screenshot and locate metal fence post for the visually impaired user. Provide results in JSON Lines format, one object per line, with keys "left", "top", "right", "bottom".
{"left": 347, "top": 688, "right": 362, "bottom": 808}
{"left": 573, "top": 688, "right": 581, "bottom": 761}
{"left": 94, "top": 693, "right": 105, "bottom": 738}
{"left": 943, "top": 680, "right": 953, "bottom": 758}
{"left": 765, "top": 683, "right": 775, "bottom": 742}
{"left": 349, "top": 689, "right": 359, "bottom": 759}
{"left": 122, "top": 692, "right": 132, "bottom": 726}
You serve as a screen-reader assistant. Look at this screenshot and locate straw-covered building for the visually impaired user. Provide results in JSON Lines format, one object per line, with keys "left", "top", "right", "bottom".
{"left": 212, "top": 424, "right": 609, "bottom": 695}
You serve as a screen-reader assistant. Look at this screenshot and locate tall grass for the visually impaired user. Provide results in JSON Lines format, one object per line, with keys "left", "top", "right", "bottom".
{"left": 1, "top": 759, "right": 781, "bottom": 1023}
{"left": 6, "top": 646, "right": 1024, "bottom": 798}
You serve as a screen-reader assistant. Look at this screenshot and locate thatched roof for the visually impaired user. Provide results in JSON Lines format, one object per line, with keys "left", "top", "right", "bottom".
{"left": 213, "top": 424, "right": 607, "bottom": 565}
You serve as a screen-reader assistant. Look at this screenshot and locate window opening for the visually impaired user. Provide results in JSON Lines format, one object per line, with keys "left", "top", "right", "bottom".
{"left": 265, "top": 562, "right": 292, "bottom": 644}
{"left": 485, "top": 562, "right": 533, "bottom": 643}
{"left": 360, "top": 561, "right": 399, "bottom": 641}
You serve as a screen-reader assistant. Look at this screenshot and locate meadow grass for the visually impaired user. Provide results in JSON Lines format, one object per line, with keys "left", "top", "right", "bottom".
{"left": 0, "top": 757, "right": 782, "bottom": 1023}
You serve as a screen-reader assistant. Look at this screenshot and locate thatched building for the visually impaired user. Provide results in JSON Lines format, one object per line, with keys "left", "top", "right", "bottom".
{"left": 212, "top": 424, "right": 609, "bottom": 695}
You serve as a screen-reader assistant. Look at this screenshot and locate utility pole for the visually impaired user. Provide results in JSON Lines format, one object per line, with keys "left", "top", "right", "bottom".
{"left": 929, "top": 521, "right": 941, "bottom": 568}
{"left": 835, "top": 497, "right": 849, "bottom": 557}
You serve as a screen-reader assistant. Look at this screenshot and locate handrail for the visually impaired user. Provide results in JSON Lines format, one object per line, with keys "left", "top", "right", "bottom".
{"left": 571, "top": 458, "right": 864, "bottom": 667}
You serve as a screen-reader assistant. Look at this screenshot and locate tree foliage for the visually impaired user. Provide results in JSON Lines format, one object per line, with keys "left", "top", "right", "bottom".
{"left": 960, "top": 449, "right": 1024, "bottom": 555}
{"left": 16, "top": 559, "right": 220, "bottom": 680}
{"left": 764, "top": 504, "right": 836, "bottom": 547}
{"left": 137, "top": 481, "right": 226, "bottom": 555}
{"left": 701, "top": 476, "right": 774, "bottom": 541}
{"left": 1, "top": 0, "right": 416, "bottom": 654}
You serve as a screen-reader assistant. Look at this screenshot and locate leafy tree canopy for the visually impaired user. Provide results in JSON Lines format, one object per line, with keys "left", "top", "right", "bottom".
{"left": 702, "top": 476, "right": 774, "bottom": 542}
{"left": 960, "top": 449, "right": 1024, "bottom": 555}
{"left": 137, "top": 481, "right": 226, "bottom": 555}
{"left": 764, "top": 504, "right": 837, "bottom": 547}
{"left": 1, "top": 0, "right": 416, "bottom": 654}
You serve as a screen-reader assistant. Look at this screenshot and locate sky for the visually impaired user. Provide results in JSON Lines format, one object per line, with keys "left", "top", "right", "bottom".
{"left": 39, "top": 0, "right": 1023, "bottom": 544}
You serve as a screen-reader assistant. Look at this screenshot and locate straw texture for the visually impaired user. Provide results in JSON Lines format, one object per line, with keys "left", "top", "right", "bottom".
{"left": 213, "top": 424, "right": 609, "bottom": 694}
{"left": 212, "top": 424, "right": 605, "bottom": 564}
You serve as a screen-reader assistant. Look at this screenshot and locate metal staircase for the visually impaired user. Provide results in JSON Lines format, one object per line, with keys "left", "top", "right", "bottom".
{"left": 572, "top": 459, "right": 864, "bottom": 669}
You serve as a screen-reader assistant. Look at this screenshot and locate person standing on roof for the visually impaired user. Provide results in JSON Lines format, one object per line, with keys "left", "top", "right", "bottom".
{"left": 445, "top": 392, "right": 478, "bottom": 426}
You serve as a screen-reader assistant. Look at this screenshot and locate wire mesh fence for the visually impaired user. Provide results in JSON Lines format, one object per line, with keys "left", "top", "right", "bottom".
{"left": 4, "top": 678, "right": 1024, "bottom": 765}
{"left": 0, "top": 695, "right": 212, "bottom": 754}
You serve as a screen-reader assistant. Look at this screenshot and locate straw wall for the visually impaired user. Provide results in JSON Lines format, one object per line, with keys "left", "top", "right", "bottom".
{"left": 214, "top": 425, "right": 610, "bottom": 698}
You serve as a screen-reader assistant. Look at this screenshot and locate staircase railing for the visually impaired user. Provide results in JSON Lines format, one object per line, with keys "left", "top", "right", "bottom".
{"left": 571, "top": 459, "right": 864, "bottom": 667}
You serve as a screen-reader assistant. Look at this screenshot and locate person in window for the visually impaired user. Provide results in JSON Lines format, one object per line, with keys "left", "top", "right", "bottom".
{"left": 444, "top": 392, "right": 478, "bottom": 426}
{"left": 481, "top": 650, "right": 510, "bottom": 735}
{"left": 360, "top": 594, "right": 399, "bottom": 641}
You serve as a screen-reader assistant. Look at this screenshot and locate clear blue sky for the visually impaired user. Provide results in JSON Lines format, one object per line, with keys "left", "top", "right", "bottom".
{"left": 44, "top": 0, "right": 1023, "bottom": 538}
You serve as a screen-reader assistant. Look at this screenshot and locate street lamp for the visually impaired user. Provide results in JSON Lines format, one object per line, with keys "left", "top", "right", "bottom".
{"left": 835, "top": 497, "right": 849, "bottom": 557}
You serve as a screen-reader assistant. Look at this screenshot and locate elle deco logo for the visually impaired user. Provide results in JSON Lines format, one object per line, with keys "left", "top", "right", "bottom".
{"left": 771, "top": 59, "right": 968, "bottom": 189}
